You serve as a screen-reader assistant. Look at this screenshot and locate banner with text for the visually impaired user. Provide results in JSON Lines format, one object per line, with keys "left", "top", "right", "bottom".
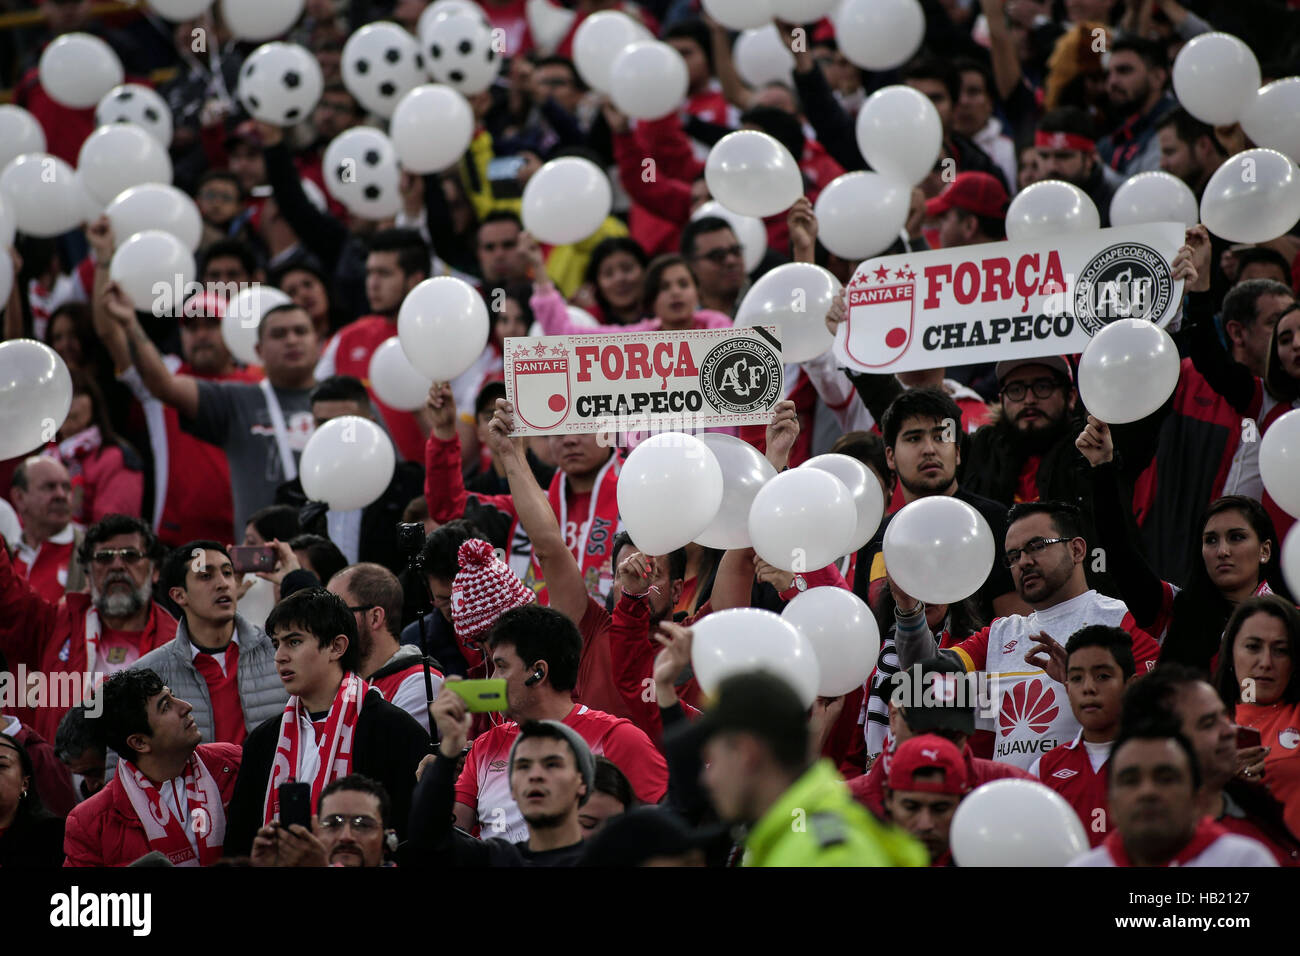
{"left": 833, "top": 222, "right": 1186, "bottom": 373}
{"left": 504, "top": 326, "right": 785, "bottom": 436}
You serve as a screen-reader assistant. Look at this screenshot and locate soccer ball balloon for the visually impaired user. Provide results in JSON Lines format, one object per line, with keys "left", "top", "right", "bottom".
{"left": 323, "top": 127, "right": 402, "bottom": 220}
{"left": 421, "top": 12, "right": 501, "bottom": 95}
{"left": 342, "top": 22, "right": 426, "bottom": 119}
{"left": 95, "top": 84, "right": 173, "bottom": 147}
{"left": 237, "top": 42, "right": 323, "bottom": 127}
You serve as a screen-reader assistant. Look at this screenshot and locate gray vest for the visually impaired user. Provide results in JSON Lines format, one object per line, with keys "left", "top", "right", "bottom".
{"left": 133, "top": 613, "right": 287, "bottom": 742}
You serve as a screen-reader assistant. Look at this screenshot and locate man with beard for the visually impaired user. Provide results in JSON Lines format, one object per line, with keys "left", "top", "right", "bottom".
{"left": 1156, "top": 108, "right": 1226, "bottom": 200}
{"left": 680, "top": 217, "right": 746, "bottom": 319}
{"left": 1035, "top": 107, "right": 1124, "bottom": 226}
{"left": 851, "top": 388, "right": 1022, "bottom": 622}
{"left": 1097, "top": 37, "right": 1177, "bottom": 177}
{"left": 0, "top": 515, "right": 178, "bottom": 741}
{"left": 327, "top": 562, "right": 441, "bottom": 733}
{"left": 250, "top": 774, "right": 398, "bottom": 867}
{"left": 892, "top": 501, "right": 1161, "bottom": 770}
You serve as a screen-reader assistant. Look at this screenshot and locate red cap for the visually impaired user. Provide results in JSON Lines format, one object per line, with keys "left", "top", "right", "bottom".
{"left": 888, "top": 734, "right": 969, "bottom": 796}
{"left": 924, "top": 171, "right": 1009, "bottom": 220}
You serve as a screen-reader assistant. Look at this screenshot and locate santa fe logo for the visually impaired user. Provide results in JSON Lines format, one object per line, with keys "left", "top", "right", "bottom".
{"left": 511, "top": 344, "right": 571, "bottom": 431}
{"left": 843, "top": 265, "right": 917, "bottom": 368}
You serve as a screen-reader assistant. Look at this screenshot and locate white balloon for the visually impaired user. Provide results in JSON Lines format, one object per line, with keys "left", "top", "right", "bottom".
{"left": 0, "top": 106, "right": 46, "bottom": 170}
{"left": 951, "top": 778, "right": 1089, "bottom": 866}
{"left": 419, "top": 0, "right": 490, "bottom": 37}
{"left": 1172, "top": 32, "right": 1260, "bottom": 126}
{"left": 223, "top": 286, "right": 292, "bottom": 366}
{"left": 397, "top": 276, "right": 490, "bottom": 380}
{"left": 769, "top": 0, "right": 838, "bottom": 20}
{"left": 705, "top": 129, "right": 803, "bottom": 219}
{"left": 1109, "top": 170, "right": 1199, "bottom": 228}
{"left": 854, "top": 85, "right": 942, "bottom": 187}
{"left": 1201, "top": 148, "right": 1300, "bottom": 244}
{"left": 39, "top": 33, "right": 123, "bottom": 109}
{"left": 146, "top": 0, "right": 215, "bottom": 21}
{"left": 782, "top": 587, "right": 880, "bottom": 697}
{"left": 883, "top": 496, "right": 995, "bottom": 605}
{"left": 221, "top": 0, "right": 305, "bottom": 42}
{"left": 571, "top": 10, "right": 651, "bottom": 93}
{"left": 109, "top": 230, "right": 196, "bottom": 314}
{"left": 735, "top": 262, "right": 840, "bottom": 363}
{"left": 73, "top": 172, "right": 105, "bottom": 224}
{"left": 801, "top": 453, "right": 884, "bottom": 553}
{"left": 733, "top": 25, "right": 794, "bottom": 89}
{"left": 368, "top": 337, "right": 434, "bottom": 411}
{"left": 0, "top": 195, "right": 13, "bottom": 250}
{"left": 0, "top": 340, "right": 73, "bottom": 459}
{"left": 300, "top": 416, "right": 396, "bottom": 511}
{"left": 1260, "top": 409, "right": 1300, "bottom": 518}
{"left": 237, "top": 42, "right": 324, "bottom": 127}
{"left": 1283, "top": 524, "right": 1300, "bottom": 600}
{"left": 521, "top": 157, "right": 611, "bottom": 245}
{"left": 749, "top": 468, "right": 857, "bottom": 572}
{"left": 702, "top": 0, "right": 771, "bottom": 30}
{"left": 1005, "top": 179, "right": 1100, "bottom": 241}
{"left": 609, "top": 41, "right": 689, "bottom": 120}
{"left": 391, "top": 85, "right": 473, "bottom": 173}
{"left": 618, "top": 433, "right": 724, "bottom": 555}
{"left": 0, "top": 245, "right": 11, "bottom": 304}
{"left": 96, "top": 84, "right": 173, "bottom": 148}
{"left": 836, "top": 0, "right": 925, "bottom": 72}
{"left": 1242, "top": 78, "right": 1300, "bottom": 165}
{"left": 77, "top": 124, "right": 173, "bottom": 206}
{"left": 691, "top": 201, "right": 767, "bottom": 273}
{"left": 0, "top": 154, "right": 84, "bottom": 238}
{"left": 322, "top": 127, "right": 403, "bottom": 220}
{"left": 422, "top": 12, "right": 502, "bottom": 95}
{"left": 1077, "top": 319, "right": 1181, "bottom": 424}
{"left": 107, "top": 184, "right": 202, "bottom": 251}
{"left": 691, "top": 607, "right": 821, "bottom": 707}
{"left": 342, "top": 22, "right": 427, "bottom": 119}
{"left": 693, "top": 433, "right": 777, "bottom": 549}
{"left": 566, "top": 305, "right": 601, "bottom": 328}
{"left": 527, "top": 0, "right": 576, "bottom": 54}
{"left": 814, "top": 171, "right": 910, "bottom": 259}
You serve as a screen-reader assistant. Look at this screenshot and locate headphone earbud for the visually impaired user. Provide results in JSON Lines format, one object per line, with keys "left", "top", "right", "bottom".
{"left": 524, "top": 666, "right": 545, "bottom": 687}
{"left": 385, "top": 831, "right": 398, "bottom": 853}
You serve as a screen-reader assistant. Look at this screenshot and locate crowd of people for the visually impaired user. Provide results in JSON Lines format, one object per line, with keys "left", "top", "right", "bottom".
{"left": 0, "top": 0, "right": 1299, "bottom": 869}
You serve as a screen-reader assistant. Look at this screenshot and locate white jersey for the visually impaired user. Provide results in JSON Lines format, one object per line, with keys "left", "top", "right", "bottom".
{"left": 1071, "top": 833, "right": 1277, "bottom": 867}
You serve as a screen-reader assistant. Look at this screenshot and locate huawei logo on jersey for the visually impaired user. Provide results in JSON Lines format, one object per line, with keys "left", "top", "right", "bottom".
{"left": 998, "top": 679, "right": 1059, "bottom": 737}
{"left": 1051, "top": 768, "right": 1078, "bottom": 780}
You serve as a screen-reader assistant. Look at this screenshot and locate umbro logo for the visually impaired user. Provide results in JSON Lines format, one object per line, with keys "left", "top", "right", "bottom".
{"left": 1052, "top": 768, "right": 1078, "bottom": 780}
{"left": 1002, "top": 640, "right": 1018, "bottom": 652}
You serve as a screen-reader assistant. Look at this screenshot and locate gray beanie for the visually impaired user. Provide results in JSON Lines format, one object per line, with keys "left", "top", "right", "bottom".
{"left": 509, "top": 719, "right": 595, "bottom": 797}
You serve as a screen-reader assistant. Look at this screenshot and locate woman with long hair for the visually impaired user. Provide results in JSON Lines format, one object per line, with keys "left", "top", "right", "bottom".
{"left": 1078, "top": 414, "right": 1288, "bottom": 672}
{"left": 1214, "top": 596, "right": 1300, "bottom": 839}
{"left": 577, "top": 237, "right": 649, "bottom": 326}
{"left": 54, "top": 370, "right": 145, "bottom": 525}
{"left": 0, "top": 733, "right": 65, "bottom": 868}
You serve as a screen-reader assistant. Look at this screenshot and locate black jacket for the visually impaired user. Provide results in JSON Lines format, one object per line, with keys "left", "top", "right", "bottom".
{"left": 224, "top": 688, "right": 429, "bottom": 858}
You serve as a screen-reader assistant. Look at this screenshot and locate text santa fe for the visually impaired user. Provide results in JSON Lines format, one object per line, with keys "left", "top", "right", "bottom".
{"left": 832, "top": 222, "right": 1186, "bottom": 374}
{"left": 503, "top": 326, "right": 785, "bottom": 436}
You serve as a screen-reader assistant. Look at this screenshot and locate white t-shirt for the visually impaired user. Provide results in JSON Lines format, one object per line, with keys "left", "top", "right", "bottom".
{"left": 1070, "top": 833, "right": 1277, "bottom": 867}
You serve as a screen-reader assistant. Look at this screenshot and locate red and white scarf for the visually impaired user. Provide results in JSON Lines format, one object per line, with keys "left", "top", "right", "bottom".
{"left": 262, "top": 673, "right": 368, "bottom": 826}
{"left": 1103, "top": 818, "right": 1228, "bottom": 867}
{"left": 539, "top": 452, "right": 622, "bottom": 600}
{"left": 118, "top": 752, "right": 226, "bottom": 867}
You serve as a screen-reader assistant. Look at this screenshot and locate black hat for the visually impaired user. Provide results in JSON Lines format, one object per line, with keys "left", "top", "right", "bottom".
{"left": 578, "top": 808, "right": 714, "bottom": 867}
{"left": 679, "top": 670, "right": 808, "bottom": 752}
{"left": 890, "top": 655, "right": 978, "bottom": 736}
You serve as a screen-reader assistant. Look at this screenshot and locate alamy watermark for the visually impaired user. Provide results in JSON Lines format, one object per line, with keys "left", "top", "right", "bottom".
{"left": 0, "top": 666, "right": 104, "bottom": 718}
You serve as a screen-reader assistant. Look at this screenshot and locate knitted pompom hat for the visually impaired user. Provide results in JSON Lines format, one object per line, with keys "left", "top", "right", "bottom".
{"left": 451, "top": 538, "right": 536, "bottom": 642}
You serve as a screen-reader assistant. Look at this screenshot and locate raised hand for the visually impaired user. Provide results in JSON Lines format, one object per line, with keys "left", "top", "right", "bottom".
{"left": 765, "top": 398, "right": 799, "bottom": 471}
{"left": 425, "top": 382, "right": 458, "bottom": 440}
{"left": 1075, "top": 414, "right": 1114, "bottom": 467}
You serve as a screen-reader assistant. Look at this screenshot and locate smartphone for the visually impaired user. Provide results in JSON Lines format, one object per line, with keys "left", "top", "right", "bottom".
{"left": 250, "top": 184, "right": 273, "bottom": 198}
{"left": 444, "top": 678, "right": 509, "bottom": 713}
{"left": 230, "top": 545, "right": 276, "bottom": 573}
{"left": 1236, "top": 726, "right": 1263, "bottom": 749}
{"left": 487, "top": 155, "right": 524, "bottom": 198}
{"left": 278, "top": 781, "right": 311, "bottom": 830}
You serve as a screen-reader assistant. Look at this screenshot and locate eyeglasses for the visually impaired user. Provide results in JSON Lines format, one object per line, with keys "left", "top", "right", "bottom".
{"left": 91, "top": 548, "right": 147, "bottom": 566}
{"left": 1002, "top": 537, "right": 1072, "bottom": 568}
{"left": 319, "top": 814, "right": 381, "bottom": 832}
{"left": 694, "top": 244, "right": 743, "bottom": 265}
{"left": 1001, "top": 378, "right": 1065, "bottom": 402}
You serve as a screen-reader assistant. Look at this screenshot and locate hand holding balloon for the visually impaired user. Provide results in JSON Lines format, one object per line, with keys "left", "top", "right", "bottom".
{"left": 1075, "top": 414, "right": 1114, "bottom": 468}
{"left": 764, "top": 399, "right": 799, "bottom": 471}
{"left": 787, "top": 196, "right": 817, "bottom": 262}
{"left": 753, "top": 556, "right": 795, "bottom": 593}
{"left": 824, "top": 288, "right": 848, "bottom": 337}
{"left": 485, "top": 398, "right": 524, "bottom": 461}
{"left": 424, "top": 382, "right": 457, "bottom": 440}
{"left": 1178, "top": 224, "right": 1212, "bottom": 293}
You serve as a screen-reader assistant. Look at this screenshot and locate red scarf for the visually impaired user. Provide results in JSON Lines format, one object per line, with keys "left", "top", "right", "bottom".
{"left": 1103, "top": 818, "right": 1228, "bottom": 866}
{"left": 263, "top": 673, "right": 368, "bottom": 826}
{"left": 118, "top": 751, "right": 226, "bottom": 867}
{"left": 538, "top": 452, "right": 622, "bottom": 600}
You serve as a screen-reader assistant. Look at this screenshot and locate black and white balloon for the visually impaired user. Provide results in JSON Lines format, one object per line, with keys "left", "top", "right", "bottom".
{"left": 421, "top": 12, "right": 501, "bottom": 95}
{"left": 323, "top": 127, "right": 402, "bottom": 220}
{"left": 342, "top": 22, "right": 426, "bottom": 119}
{"left": 237, "top": 42, "right": 323, "bottom": 127}
{"left": 95, "top": 84, "right": 174, "bottom": 148}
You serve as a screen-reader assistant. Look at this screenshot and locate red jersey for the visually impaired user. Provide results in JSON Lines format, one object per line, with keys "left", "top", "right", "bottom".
{"left": 601, "top": 594, "right": 704, "bottom": 743}
{"left": 318, "top": 317, "right": 426, "bottom": 463}
{"left": 14, "top": 66, "right": 96, "bottom": 166}
{"left": 13, "top": 527, "right": 76, "bottom": 606}
{"left": 1033, "top": 731, "right": 1112, "bottom": 847}
{"left": 1235, "top": 699, "right": 1300, "bottom": 839}
{"left": 454, "top": 703, "right": 668, "bottom": 843}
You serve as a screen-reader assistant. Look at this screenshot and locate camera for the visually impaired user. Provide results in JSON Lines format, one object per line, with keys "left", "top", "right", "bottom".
{"left": 397, "top": 522, "right": 425, "bottom": 565}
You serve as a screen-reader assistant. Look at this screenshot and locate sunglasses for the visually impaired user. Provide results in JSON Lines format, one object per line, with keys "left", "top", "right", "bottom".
{"left": 695, "top": 244, "right": 743, "bottom": 265}
{"left": 318, "top": 814, "right": 381, "bottom": 832}
{"left": 91, "top": 548, "right": 147, "bottom": 566}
